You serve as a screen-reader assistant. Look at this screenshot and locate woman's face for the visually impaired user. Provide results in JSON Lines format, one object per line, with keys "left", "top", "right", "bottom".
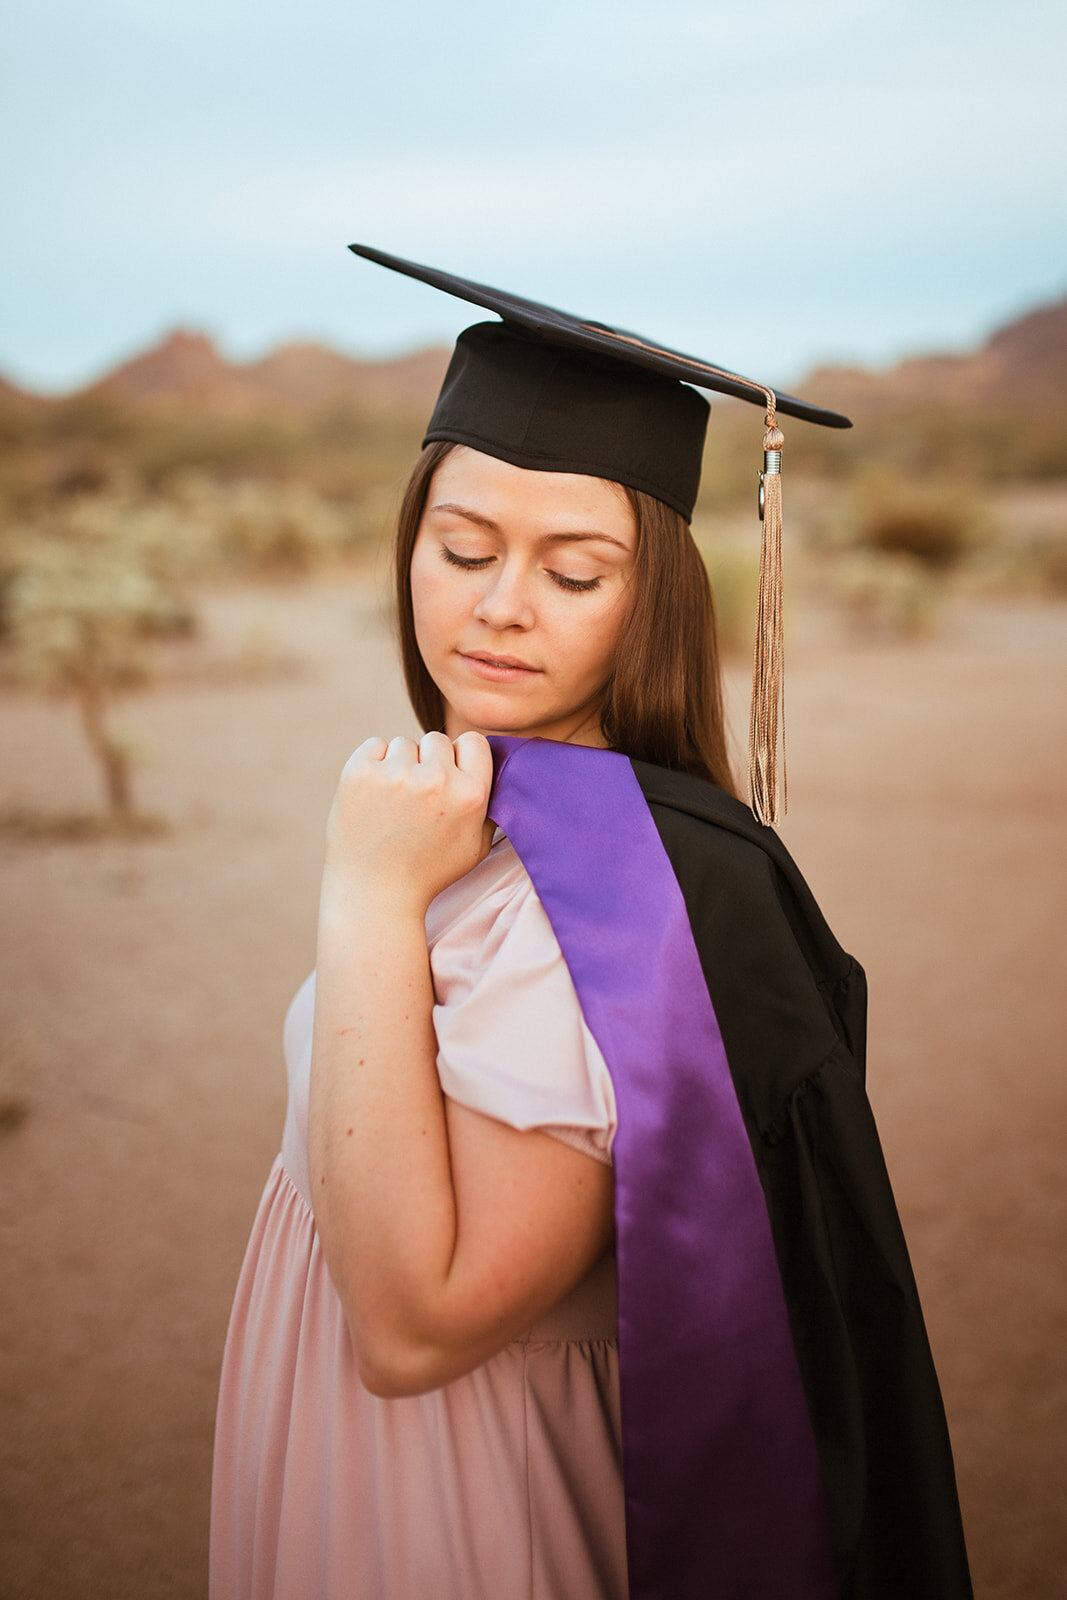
{"left": 410, "top": 446, "right": 637, "bottom": 746}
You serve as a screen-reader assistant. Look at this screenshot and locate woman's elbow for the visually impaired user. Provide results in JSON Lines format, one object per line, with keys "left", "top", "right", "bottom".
{"left": 320, "top": 1245, "right": 483, "bottom": 1397}
{"left": 332, "top": 1287, "right": 454, "bottom": 1398}
{"left": 357, "top": 1352, "right": 426, "bottom": 1400}
{"left": 328, "top": 1289, "right": 415, "bottom": 1397}
{"left": 351, "top": 1328, "right": 455, "bottom": 1399}
{"left": 345, "top": 1297, "right": 494, "bottom": 1396}
{"left": 312, "top": 1226, "right": 423, "bottom": 1394}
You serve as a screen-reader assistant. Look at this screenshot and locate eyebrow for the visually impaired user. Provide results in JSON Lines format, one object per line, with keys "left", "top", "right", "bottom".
{"left": 428, "top": 501, "right": 632, "bottom": 552}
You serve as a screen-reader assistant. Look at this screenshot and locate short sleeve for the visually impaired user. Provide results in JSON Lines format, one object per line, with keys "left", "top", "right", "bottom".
{"left": 425, "top": 833, "right": 617, "bottom": 1165}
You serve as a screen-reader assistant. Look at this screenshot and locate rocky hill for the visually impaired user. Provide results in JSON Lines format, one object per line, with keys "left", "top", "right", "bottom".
{"left": 1, "top": 290, "right": 1063, "bottom": 422}
{"left": 803, "top": 293, "right": 1067, "bottom": 417}
{"left": 73, "top": 329, "right": 452, "bottom": 417}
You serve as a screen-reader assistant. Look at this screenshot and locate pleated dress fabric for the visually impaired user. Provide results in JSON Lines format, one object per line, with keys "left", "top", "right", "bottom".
{"left": 210, "top": 831, "right": 627, "bottom": 1600}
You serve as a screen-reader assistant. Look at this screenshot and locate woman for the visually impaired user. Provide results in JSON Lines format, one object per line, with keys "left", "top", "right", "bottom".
{"left": 210, "top": 248, "right": 973, "bottom": 1600}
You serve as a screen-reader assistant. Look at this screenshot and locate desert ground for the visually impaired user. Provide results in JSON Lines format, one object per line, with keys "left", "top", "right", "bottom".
{"left": 0, "top": 571, "right": 1064, "bottom": 1600}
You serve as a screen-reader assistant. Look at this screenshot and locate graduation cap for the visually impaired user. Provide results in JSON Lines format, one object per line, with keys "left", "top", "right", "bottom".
{"left": 349, "top": 242, "right": 853, "bottom": 825}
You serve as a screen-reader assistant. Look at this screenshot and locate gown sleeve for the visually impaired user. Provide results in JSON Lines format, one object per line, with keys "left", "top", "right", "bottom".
{"left": 426, "top": 834, "right": 617, "bottom": 1165}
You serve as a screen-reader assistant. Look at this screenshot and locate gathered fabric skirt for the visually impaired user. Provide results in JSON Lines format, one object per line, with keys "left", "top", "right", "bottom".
{"left": 210, "top": 1158, "right": 627, "bottom": 1600}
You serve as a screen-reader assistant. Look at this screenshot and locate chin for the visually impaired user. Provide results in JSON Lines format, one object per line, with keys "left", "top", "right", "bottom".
{"left": 445, "top": 684, "right": 541, "bottom": 727}
{"left": 445, "top": 693, "right": 561, "bottom": 740}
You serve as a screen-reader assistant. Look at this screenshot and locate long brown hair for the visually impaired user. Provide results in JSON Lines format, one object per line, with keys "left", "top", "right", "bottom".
{"left": 393, "top": 441, "right": 737, "bottom": 795}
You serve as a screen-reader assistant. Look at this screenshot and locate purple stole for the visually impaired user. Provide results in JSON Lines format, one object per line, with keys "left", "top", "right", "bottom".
{"left": 487, "top": 735, "right": 835, "bottom": 1600}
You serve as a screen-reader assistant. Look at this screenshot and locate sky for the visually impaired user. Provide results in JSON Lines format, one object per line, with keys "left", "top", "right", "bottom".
{"left": 2, "top": 0, "right": 1065, "bottom": 394}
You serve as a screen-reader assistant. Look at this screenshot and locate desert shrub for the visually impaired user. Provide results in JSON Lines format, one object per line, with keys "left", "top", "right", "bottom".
{"left": 157, "top": 475, "right": 397, "bottom": 575}
{"left": 345, "top": 484, "right": 402, "bottom": 552}
{"left": 0, "top": 397, "right": 39, "bottom": 449}
{"left": 50, "top": 456, "right": 115, "bottom": 496}
{"left": 689, "top": 520, "right": 761, "bottom": 656}
{"left": 965, "top": 533, "right": 1067, "bottom": 599}
{"left": 300, "top": 403, "right": 427, "bottom": 501}
{"left": 205, "top": 481, "right": 356, "bottom": 572}
{"left": 1034, "top": 537, "right": 1067, "bottom": 595}
{"left": 7, "top": 494, "right": 199, "bottom": 618}
{"left": 131, "top": 411, "right": 304, "bottom": 490}
{"left": 788, "top": 402, "right": 1067, "bottom": 484}
{"left": 706, "top": 547, "right": 761, "bottom": 658}
{"left": 865, "top": 499, "right": 969, "bottom": 568}
{"left": 850, "top": 472, "right": 986, "bottom": 571}
{"left": 0, "top": 451, "right": 45, "bottom": 521}
{"left": 0, "top": 524, "right": 27, "bottom": 640}
{"left": 42, "top": 391, "right": 141, "bottom": 446}
{"left": 5, "top": 503, "right": 194, "bottom": 824}
{"left": 830, "top": 550, "right": 943, "bottom": 639}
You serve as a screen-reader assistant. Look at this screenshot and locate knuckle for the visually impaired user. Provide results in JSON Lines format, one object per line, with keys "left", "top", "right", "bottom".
{"left": 342, "top": 735, "right": 385, "bottom": 774}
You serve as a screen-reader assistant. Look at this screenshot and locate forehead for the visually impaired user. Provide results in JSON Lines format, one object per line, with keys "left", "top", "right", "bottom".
{"left": 424, "top": 446, "right": 636, "bottom": 542}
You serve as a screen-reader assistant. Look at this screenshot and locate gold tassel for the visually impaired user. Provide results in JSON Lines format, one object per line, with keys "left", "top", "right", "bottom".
{"left": 749, "top": 409, "right": 786, "bottom": 826}
{"left": 581, "top": 318, "right": 790, "bottom": 823}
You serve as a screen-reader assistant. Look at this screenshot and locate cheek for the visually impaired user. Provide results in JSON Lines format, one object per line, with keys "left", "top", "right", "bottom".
{"left": 410, "top": 558, "right": 459, "bottom": 657}
{"left": 551, "top": 587, "right": 631, "bottom": 683}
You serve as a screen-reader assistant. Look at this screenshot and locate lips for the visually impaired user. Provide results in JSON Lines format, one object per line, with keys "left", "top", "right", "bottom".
{"left": 458, "top": 649, "right": 543, "bottom": 683}
{"left": 463, "top": 650, "right": 539, "bottom": 670}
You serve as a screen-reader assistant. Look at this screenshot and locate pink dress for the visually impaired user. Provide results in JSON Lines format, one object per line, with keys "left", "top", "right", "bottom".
{"left": 210, "top": 830, "right": 627, "bottom": 1600}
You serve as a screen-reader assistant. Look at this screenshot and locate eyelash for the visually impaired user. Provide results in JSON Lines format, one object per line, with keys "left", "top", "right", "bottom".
{"left": 438, "top": 544, "right": 603, "bottom": 593}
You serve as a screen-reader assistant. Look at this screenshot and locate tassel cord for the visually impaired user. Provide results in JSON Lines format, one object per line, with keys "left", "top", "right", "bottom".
{"left": 749, "top": 410, "right": 787, "bottom": 827}
{"left": 596, "top": 324, "right": 790, "bottom": 828}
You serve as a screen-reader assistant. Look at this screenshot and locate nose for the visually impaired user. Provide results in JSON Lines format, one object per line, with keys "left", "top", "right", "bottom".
{"left": 471, "top": 559, "right": 535, "bottom": 631}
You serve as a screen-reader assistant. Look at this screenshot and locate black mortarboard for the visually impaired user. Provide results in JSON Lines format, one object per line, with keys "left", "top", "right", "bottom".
{"left": 348, "top": 242, "right": 854, "bottom": 824}
{"left": 423, "top": 322, "right": 711, "bottom": 522}
{"left": 349, "top": 243, "right": 849, "bottom": 519}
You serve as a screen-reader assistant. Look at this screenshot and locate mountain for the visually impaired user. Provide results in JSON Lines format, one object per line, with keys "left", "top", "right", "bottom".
{"left": 802, "top": 292, "right": 1067, "bottom": 417}
{"left": 1, "top": 291, "right": 1064, "bottom": 420}
{"left": 241, "top": 341, "right": 451, "bottom": 413}
{"left": 79, "top": 329, "right": 452, "bottom": 417}
{"left": 89, "top": 330, "right": 245, "bottom": 409}
{"left": 0, "top": 371, "right": 40, "bottom": 407}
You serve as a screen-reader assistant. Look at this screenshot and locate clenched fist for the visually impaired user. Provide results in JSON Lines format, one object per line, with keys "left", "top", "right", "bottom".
{"left": 321, "top": 730, "right": 496, "bottom": 919}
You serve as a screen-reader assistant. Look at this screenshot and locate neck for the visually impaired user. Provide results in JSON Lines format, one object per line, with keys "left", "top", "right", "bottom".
{"left": 443, "top": 707, "right": 609, "bottom": 749}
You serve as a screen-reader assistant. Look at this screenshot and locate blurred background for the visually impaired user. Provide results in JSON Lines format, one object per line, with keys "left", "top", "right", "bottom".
{"left": 1, "top": 3, "right": 1064, "bottom": 1597}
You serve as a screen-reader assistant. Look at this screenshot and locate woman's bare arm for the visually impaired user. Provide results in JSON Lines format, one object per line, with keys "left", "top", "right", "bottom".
{"left": 307, "top": 731, "right": 615, "bottom": 1398}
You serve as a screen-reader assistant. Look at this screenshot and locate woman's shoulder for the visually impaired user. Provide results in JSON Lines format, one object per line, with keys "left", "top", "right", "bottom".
{"left": 628, "top": 758, "right": 853, "bottom": 984}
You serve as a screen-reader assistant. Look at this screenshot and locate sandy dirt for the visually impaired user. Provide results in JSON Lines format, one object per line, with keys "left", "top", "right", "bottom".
{"left": 0, "top": 572, "right": 1064, "bottom": 1600}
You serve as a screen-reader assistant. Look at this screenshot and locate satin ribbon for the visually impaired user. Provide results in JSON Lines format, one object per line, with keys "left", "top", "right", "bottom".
{"left": 487, "top": 735, "right": 835, "bottom": 1600}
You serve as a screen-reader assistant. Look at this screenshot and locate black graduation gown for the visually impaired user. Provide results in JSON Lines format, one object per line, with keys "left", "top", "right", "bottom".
{"left": 487, "top": 735, "right": 973, "bottom": 1600}
{"left": 634, "top": 759, "right": 973, "bottom": 1600}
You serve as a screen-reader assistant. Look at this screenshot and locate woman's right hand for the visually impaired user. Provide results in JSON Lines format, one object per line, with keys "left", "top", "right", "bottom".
{"left": 320, "top": 729, "right": 496, "bottom": 920}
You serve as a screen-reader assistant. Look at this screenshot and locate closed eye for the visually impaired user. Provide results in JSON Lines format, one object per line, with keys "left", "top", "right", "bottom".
{"left": 438, "top": 545, "right": 603, "bottom": 593}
